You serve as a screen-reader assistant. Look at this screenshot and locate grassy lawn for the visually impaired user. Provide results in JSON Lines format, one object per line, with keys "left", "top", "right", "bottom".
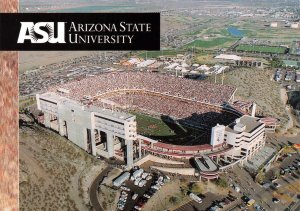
{"left": 185, "top": 37, "right": 237, "bottom": 49}
{"left": 194, "top": 54, "right": 216, "bottom": 65}
{"left": 137, "top": 50, "right": 181, "bottom": 59}
{"left": 131, "top": 112, "right": 176, "bottom": 137}
{"left": 19, "top": 97, "right": 36, "bottom": 110}
{"left": 235, "top": 44, "right": 287, "bottom": 54}
{"left": 130, "top": 111, "right": 208, "bottom": 145}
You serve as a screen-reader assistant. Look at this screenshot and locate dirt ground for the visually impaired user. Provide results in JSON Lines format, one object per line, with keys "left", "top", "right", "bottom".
{"left": 143, "top": 179, "right": 187, "bottom": 211}
{"left": 19, "top": 123, "right": 105, "bottom": 211}
{"left": 19, "top": 51, "right": 94, "bottom": 72}
{"left": 220, "top": 68, "right": 289, "bottom": 127}
{"left": 143, "top": 178, "right": 229, "bottom": 211}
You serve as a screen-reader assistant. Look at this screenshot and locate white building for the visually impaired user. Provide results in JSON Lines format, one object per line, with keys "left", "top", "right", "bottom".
{"left": 36, "top": 92, "right": 137, "bottom": 168}
{"left": 215, "top": 54, "right": 241, "bottom": 61}
{"left": 270, "top": 22, "right": 278, "bottom": 28}
{"left": 210, "top": 124, "right": 226, "bottom": 147}
{"left": 291, "top": 23, "right": 299, "bottom": 29}
{"left": 215, "top": 54, "right": 263, "bottom": 68}
{"left": 211, "top": 115, "right": 266, "bottom": 160}
{"left": 224, "top": 115, "right": 265, "bottom": 158}
{"left": 136, "top": 59, "right": 156, "bottom": 68}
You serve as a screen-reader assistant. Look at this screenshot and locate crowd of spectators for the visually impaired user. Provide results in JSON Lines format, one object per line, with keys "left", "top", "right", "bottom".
{"left": 50, "top": 71, "right": 236, "bottom": 105}
{"left": 94, "top": 92, "right": 238, "bottom": 128}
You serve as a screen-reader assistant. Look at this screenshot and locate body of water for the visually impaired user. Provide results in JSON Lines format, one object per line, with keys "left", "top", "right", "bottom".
{"left": 227, "top": 27, "right": 243, "bottom": 37}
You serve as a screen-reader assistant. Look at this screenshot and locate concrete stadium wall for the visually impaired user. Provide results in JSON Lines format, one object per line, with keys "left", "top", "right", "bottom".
{"left": 134, "top": 154, "right": 185, "bottom": 166}
{"left": 58, "top": 102, "right": 92, "bottom": 150}
{"left": 96, "top": 149, "right": 109, "bottom": 158}
{"left": 150, "top": 166, "right": 195, "bottom": 175}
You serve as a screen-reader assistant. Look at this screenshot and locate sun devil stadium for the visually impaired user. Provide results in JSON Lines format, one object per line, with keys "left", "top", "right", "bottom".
{"left": 35, "top": 71, "right": 278, "bottom": 180}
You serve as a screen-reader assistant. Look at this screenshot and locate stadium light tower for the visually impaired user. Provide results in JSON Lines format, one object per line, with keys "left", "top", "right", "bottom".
{"left": 214, "top": 72, "right": 217, "bottom": 84}
{"left": 221, "top": 68, "right": 225, "bottom": 85}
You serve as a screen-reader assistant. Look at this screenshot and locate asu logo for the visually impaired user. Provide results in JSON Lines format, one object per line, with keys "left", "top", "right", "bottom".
{"left": 17, "top": 22, "right": 66, "bottom": 43}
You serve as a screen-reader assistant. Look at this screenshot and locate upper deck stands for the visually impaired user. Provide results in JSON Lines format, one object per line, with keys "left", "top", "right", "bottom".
{"left": 49, "top": 71, "right": 236, "bottom": 106}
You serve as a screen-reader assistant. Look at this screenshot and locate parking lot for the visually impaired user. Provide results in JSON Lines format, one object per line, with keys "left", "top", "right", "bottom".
{"left": 174, "top": 192, "right": 240, "bottom": 211}
{"left": 121, "top": 176, "right": 154, "bottom": 210}
{"left": 114, "top": 167, "right": 170, "bottom": 211}
{"left": 274, "top": 68, "right": 300, "bottom": 87}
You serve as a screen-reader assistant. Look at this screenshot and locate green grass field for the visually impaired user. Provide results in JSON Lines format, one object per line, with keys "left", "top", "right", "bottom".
{"left": 137, "top": 50, "right": 181, "bottom": 59}
{"left": 235, "top": 44, "right": 287, "bottom": 54}
{"left": 131, "top": 112, "right": 176, "bottom": 137}
{"left": 185, "top": 37, "right": 237, "bottom": 49}
{"left": 130, "top": 111, "right": 209, "bottom": 145}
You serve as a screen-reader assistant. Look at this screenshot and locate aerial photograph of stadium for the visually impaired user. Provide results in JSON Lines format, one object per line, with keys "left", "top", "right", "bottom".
{"left": 19, "top": 0, "right": 300, "bottom": 211}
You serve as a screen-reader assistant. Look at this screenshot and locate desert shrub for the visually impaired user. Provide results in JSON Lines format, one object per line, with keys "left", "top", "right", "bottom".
{"left": 169, "top": 196, "right": 179, "bottom": 205}
{"left": 216, "top": 177, "right": 228, "bottom": 188}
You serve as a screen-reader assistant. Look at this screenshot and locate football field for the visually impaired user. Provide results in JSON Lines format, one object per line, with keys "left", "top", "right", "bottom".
{"left": 130, "top": 111, "right": 209, "bottom": 145}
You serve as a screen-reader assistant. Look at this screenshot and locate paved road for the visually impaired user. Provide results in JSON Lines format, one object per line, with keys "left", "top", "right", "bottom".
{"left": 229, "top": 166, "right": 286, "bottom": 211}
{"left": 292, "top": 200, "right": 300, "bottom": 211}
{"left": 175, "top": 192, "right": 225, "bottom": 211}
{"left": 89, "top": 166, "right": 112, "bottom": 211}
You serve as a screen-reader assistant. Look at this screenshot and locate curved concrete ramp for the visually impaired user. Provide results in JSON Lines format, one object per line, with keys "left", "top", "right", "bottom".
{"left": 135, "top": 154, "right": 185, "bottom": 166}
{"left": 150, "top": 166, "right": 195, "bottom": 175}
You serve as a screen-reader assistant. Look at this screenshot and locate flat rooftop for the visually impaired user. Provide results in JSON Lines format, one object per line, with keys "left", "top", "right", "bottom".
{"left": 195, "top": 156, "right": 218, "bottom": 172}
{"left": 225, "top": 115, "right": 263, "bottom": 134}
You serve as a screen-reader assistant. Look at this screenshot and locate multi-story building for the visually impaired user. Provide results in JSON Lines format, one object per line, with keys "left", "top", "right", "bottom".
{"left": 224, "top": 115, "right": 265, "bottom": 159}
{"left": 36, "top": 92, "right": 137, "bottom": 168}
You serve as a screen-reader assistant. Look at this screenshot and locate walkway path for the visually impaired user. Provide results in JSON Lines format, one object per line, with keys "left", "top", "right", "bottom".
{"left": 89, "top": 166, "right": 112, "bottom": 211}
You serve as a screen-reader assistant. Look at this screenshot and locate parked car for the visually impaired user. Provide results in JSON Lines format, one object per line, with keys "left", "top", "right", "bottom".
{"left": 151, "top": 185, "right": 160, "bottom": 190}
{"left": 141, "top": 172, "right": 149, "bottom": 179}
{"left": 242, "top": 195, "right": 250, "bottom": 203}
{"left": 247, "top": 199, "right": 256, "bottom": 206}
{"left": 143, "top": 194, "right": 151, "bottom": 199}
{"left": 120, "top": 186, "right": 130, "bottom": 191}
{"left": 289, "top": 166, "right": 296, "bottom": 170}
{"left": 272, "top": 198, "right": 280, "bottom": 203}
{"left": 138, "top": 179, "right": 147, "bottom": 187}
{"left": 234, "top": 185, "right": 241, "bottom": 192}
{"left": 254, "top": 204, "right": 262, "bottom": 211}
{"left": 134, "top": 205, "right": 142, "bottom": 210}
{"left": 134, "top": 178, "right": 142, "bottom": 186}
{"left": 132, "top": 193, "right": 138, "bottom": 200}
{"left": 262, "top": 183, "right": 271, "bottom": 189}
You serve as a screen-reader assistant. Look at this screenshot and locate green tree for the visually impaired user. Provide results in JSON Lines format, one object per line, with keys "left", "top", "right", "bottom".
{"left": 189, "top": 183, "right": 203, "bottom": 194}
{"left": 169, "top": 196, "right": 179, "bottom": 205}
{"left": 216, "top": 177, "right": 228, "bottom": 188}
{"left": 270, "top": 58, "right": 283, "bottom": 68}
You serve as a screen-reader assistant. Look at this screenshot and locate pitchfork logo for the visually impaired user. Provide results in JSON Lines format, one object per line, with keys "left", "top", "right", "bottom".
{"left": 17, "top": 22, "right": 66, "bottom": 43}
